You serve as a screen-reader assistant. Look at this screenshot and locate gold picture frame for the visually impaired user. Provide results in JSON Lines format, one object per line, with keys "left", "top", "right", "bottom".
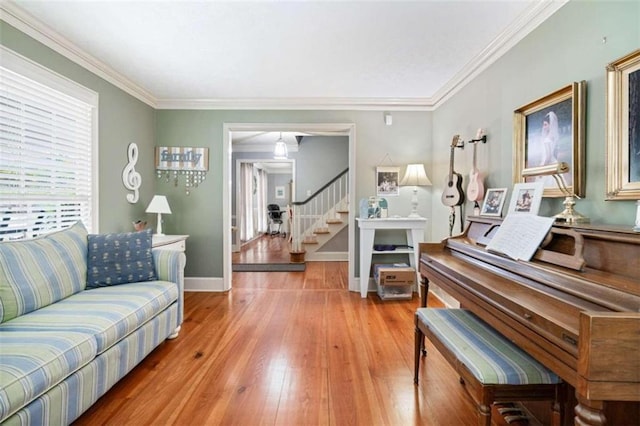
{"left": 605, "top": 49, "right": 640, "bottom": 200}
{"left": 513, "top": 81, "right": 586, "bottom": 198}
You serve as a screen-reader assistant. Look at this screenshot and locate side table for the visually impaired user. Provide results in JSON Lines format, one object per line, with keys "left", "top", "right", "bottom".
{"left": 356, "top": 217, "right": 427, "bottom": 298}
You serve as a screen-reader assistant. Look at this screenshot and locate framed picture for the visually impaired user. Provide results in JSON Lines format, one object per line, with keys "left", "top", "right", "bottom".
{"left": 513, "top": 81, "right": 586, "bottom": 198}
{"left": 606, "top": 49, "right": 640, "bottom": 200}
{"left": 507, "top": 182, "right": 544, "bottom": 215}
{"left": 480, "top": 188, "right": 508, "bottom": 217}
{"left": 275, "top": 186, "right": 285, "bottom": 199}
{"left": 376, "top": 166, "right": 400, "bottom": 197}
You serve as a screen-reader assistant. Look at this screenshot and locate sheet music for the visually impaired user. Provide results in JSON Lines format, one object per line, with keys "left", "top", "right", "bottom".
{"left": 485, "top": 214, "right": 554, "bottom": 261}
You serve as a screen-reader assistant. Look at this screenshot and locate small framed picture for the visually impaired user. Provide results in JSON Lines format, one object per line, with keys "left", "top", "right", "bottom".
{"left": 480, "top": 188, "right": 508, "bottom": 217}
{"left": 507, "top": 182, "right": 544, "bottom": 215}
{"left": 376, "top": 166, "right": 400, "bottom": 197}
{"left": 275, "top": 186, "right": 285, "bottom": 199}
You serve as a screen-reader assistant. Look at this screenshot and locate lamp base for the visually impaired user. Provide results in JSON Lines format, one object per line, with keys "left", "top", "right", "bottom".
{"left": 554, "top": 196, "right": 589, "bottom": 224}
{"left": 155, "top": 213, "right": 165, "bottom": 236}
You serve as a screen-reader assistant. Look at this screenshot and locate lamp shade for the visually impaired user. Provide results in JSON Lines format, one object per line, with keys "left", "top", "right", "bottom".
{"left": 273, "top": 132, "right": 288, "bottom": 159}
{"left": 400, "top": 164, "right": 432, "bottom": 187}
{"left": 145, "top": 195, "right": 172, "bottom": 214}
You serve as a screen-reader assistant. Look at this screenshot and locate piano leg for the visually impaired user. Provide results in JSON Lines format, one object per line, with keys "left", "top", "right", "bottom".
{"left": 575, "top": 395, "right": 606, "bottom": 426}
{"left": 419, "top": 277, "right": 430, "bottom": 356}
{"left": 414, "top": 322, "right": 423, "bottom": 384}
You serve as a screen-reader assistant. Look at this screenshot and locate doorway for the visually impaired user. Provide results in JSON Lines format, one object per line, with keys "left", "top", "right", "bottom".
{"left": 232, "top": 158, "right": 294, "bottom": 268}
{"left": 222, "top": 123, "right": 356, "bottom": 292}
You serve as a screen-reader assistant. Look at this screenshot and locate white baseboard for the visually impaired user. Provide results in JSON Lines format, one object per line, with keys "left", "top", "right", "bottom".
{"left": 185, "top": 277, "right": 226, "bottom": 292}
{"left": 306, "top": 251, "right": 348, "bottom": 261}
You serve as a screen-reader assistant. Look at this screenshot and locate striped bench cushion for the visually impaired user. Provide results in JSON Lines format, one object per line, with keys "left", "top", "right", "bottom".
{"left": 416, "top": 308, "right": 560, "bottom": 385}
{"left": 0, "top": 331, "right": 97, "bottom": 422}
{"left": 0, "top": 281, "right": 178, "bottom": 354}
{"left": 0, "top": 222, "right": 88, "bottom": 323}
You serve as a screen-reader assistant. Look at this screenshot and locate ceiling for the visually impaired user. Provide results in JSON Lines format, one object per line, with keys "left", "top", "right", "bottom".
{"left": 2, "top": 0, "right": 566, "bottom": 110}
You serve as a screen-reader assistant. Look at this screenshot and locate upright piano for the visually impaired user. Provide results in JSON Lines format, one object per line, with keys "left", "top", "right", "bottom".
{"left": 418, "top": 216, "right": 640, "bottom": 426}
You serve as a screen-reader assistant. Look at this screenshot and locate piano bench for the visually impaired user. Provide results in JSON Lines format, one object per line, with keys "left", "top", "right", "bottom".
{"left": 414, "top": 308, "right": 565, "bottom": 426}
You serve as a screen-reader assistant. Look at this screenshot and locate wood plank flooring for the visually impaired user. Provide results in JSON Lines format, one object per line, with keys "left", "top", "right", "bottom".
{"left": 74, "top": 262, "right": 479, "bottom": 425}
{"left": 232, "top": 234, "right": 291, "bottom": 264}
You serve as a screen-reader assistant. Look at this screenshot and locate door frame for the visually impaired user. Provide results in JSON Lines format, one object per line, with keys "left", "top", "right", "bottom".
{"left": 222, "top": 122, "right": 356, "bottom": 291}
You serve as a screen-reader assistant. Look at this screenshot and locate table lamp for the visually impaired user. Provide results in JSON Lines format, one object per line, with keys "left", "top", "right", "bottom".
{"left": 400, "top": 164, "right": 432, "bottom": 217}
{"left": 145, "top": 195, "right": 172, "bottom": 236}
{"left": 521, "top": 162, "right": 589, "bottom": 223}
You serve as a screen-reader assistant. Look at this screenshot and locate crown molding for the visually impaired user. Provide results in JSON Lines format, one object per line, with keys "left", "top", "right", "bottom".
{"left": 431, "top": 0, "right": 569, "bottom": 109}
{"left": 154, "top": 97, "right": 435, "bottom": 111}
{"left": 0, "top": 0, "right": 157, "bottom": 107}
{"left": 1, "top": 0, "right": 566, "bottom": 112}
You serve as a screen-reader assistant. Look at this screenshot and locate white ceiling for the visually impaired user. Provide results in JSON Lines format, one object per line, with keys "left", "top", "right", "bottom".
{"left": 2, "top": 0, "right": 566, "bottom": 110}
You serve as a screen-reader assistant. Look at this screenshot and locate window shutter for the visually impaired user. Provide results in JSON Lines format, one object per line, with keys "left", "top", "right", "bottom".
{"left": 0, "top": 51, "right": 96, "bottom": 240}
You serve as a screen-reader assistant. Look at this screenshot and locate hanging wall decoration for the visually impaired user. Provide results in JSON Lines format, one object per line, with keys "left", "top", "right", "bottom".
{"left": 122, "top": 142, "right": 141, "bottom": 203}
{"left": 155, "top": 146, "right": 209, "bottom": 195}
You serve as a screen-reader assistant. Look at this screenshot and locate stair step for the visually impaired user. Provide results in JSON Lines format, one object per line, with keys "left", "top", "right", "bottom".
{"left": 336, "top": 210, "right": 349, "bottom": 214}
{"left": 326, "top": 219, "right": 343, "bottom": 224}
{"left": 314, "top": 228, "right": 330, "bottom": 234}
{"left": 303, "top": 239, "right": 319, "bottom": 245}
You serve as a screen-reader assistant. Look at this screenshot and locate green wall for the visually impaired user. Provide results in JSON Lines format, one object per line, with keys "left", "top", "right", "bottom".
{"left": 156, "top": 110, "right": 432, "bottom": 278}
{"left": 431, "top": 0, "right": 640, "bottom": 241}
{"left": 0, "top": 21, "right": 157, "bottom": 234}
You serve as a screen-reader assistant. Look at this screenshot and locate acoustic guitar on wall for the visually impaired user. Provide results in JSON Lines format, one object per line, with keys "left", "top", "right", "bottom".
{"left": 466, "top": 128, "right": 485, "bottom": 205}
{"left": 441, "top": 135, "right": 465, "bottom": 207}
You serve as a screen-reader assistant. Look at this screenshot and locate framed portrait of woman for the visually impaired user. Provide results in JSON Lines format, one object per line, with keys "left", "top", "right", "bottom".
{"left": 605, "top": 49, "right": 640, "bottom": 200}
{"left": 513, "top": 81, "right": 586, "bottom": 198}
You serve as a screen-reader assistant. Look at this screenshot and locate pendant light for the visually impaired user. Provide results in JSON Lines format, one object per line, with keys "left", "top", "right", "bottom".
{"left": 273, "top": 132, "right": 288, "bottom": 159}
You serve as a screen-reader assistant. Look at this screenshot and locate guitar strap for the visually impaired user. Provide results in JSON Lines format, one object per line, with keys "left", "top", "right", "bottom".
{"left": 448, "top": 206, "right": 455, "bottom": 237}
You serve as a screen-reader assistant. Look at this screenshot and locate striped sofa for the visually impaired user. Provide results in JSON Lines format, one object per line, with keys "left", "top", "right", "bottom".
{"left": 0, "top": 222, "right": 185, "bottom": 425}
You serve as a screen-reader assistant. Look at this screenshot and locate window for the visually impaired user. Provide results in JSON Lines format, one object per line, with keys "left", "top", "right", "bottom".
{"left": 0, "top": 46, "right": 98, "bottom": 240}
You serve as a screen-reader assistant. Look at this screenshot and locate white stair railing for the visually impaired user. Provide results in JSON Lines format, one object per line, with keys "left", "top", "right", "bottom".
{"left": 290, "top": 168, "right": 349, "bottom": 257}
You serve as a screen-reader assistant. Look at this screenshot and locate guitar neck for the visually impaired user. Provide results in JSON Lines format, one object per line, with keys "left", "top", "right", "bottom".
{"left": 449, "top": 147, "right": 455, "bottom": 178}
{"left": 472, "top": 142, "right": 477, "bottom": 169}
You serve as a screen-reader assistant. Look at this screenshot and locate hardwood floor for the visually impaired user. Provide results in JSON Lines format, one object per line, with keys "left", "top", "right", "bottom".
{"left": 74, "top": 262, "right": 479, "bottom": 425}
{"left": 233, "top": 234, "right": 291, "bottom": 264}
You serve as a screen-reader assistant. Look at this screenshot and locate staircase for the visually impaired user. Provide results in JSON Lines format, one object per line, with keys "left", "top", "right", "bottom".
{"left": 290, "top": 169, "right": 349, "bottom": 262}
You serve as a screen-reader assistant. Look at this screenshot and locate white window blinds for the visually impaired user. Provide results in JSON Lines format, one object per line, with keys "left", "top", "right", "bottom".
{"left": 0, "top": 47, "right": 98, "bottom": 240}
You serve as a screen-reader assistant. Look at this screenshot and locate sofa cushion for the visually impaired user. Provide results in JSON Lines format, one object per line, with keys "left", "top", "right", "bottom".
{"left": 0, "top": 331, "right": 97, "bottom": 423}
{"left": 87, "top": 228, "right": 156, "bottom": 288}
{"left": 0, "top": 281, "right": 178, "bottom": 353}
{"left": 0, "top": 221, "right": 88, "bottom": 323}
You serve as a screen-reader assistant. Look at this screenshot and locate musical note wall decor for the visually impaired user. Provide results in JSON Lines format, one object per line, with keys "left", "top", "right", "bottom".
{"left": 122, "top": 142, "right": 141, "bottom": 203}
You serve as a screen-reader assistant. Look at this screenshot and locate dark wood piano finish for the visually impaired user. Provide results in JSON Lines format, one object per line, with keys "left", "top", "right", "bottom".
{"left": 418, "top": 216, "right": 640, "bottom": 426}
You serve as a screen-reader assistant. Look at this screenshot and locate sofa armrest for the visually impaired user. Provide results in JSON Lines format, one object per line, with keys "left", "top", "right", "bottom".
{"left": 153, "top": 249, "right": 186, "bottom": 327}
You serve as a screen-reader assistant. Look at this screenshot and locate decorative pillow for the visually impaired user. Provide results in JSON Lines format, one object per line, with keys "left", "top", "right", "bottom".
{"left": 86, "top": 228, "right": 156, "bottom": 288}
{"left": 0, "top": 221, "right": 88, "bottom": 323}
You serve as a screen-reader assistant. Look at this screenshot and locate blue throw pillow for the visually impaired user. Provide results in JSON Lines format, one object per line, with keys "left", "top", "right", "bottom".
{"left": 86, "top": 228, "right": 156, "bottom": 287}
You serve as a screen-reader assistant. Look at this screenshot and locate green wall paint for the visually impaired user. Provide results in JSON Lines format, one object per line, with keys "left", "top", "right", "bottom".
{"left": 431, "top": 0, "right": 640, "bottom": 241}
{"left": 156, "top": 110, "right": 432, "bottom": 278}
{"left": 0, "top": 21, "right": 157, "bottom": 234}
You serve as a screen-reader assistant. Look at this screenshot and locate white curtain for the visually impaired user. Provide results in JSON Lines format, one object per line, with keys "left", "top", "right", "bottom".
{"left": 239, "top": 163, "right": 254, "bottom": 241}
{"left": 256, "top": 168, "right": 269, "bottom": 233}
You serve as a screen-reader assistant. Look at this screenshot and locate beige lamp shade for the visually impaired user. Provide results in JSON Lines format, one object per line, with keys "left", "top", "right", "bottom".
{"left": 400, "top": 164, "right": 432, "bottom": 187}
{"left": 400, "top": 164, "right": 431, "bottom": 217}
